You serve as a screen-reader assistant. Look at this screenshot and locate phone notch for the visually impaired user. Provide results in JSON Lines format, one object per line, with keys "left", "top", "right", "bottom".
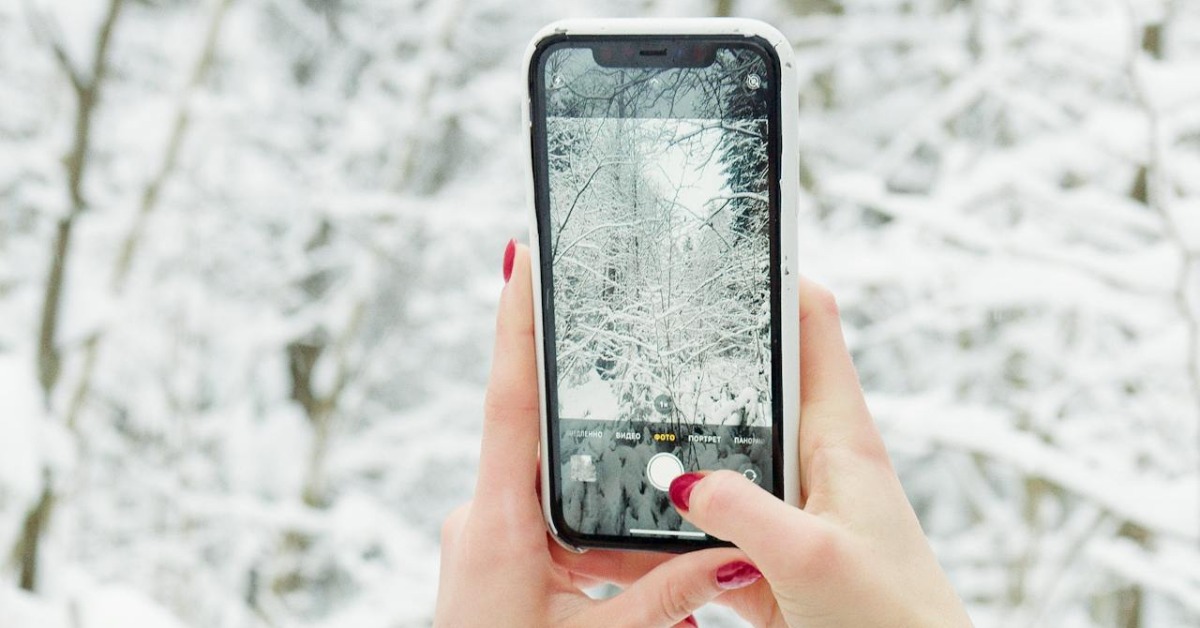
{"left": 591, "top": 41, "right": 716, "bottom": 68}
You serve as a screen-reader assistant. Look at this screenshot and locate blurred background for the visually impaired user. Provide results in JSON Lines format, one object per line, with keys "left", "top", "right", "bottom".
{"left": 1, "top": 0, "right": 1198, "bottom": 626}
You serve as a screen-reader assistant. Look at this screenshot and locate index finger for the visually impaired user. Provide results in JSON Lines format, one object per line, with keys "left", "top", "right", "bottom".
{"left": 475, "top": 242, "right": 541, "bottom": 505}
{"left": 797, "top": 277, "right": 885, "bottom": 468}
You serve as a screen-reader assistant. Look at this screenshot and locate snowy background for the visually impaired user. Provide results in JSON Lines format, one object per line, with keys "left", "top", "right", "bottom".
{"left": 1, "top": 0, "right": 1198, "bottom": 627}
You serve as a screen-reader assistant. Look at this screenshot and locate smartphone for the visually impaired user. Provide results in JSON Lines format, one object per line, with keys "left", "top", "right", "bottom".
{"left": 524, "top": 19, "right": 799, "bottom": 552}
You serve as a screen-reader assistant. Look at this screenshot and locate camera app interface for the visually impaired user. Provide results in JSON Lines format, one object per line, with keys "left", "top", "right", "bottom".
{"left": 541, "top": 42, "right": 775, "bottom": 540}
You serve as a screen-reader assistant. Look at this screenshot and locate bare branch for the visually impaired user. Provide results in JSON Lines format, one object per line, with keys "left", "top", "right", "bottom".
{"left": 551, "top": 161, "right": 627, "bottom": 259}
{"left": 1124, "top": 0, "right": 1200, "bottom": 544}
{"left": 111, "top": 0, "right": 234, "bottom": 293}
{"left": 22, "top": 1, "right": 85, "bottom": 94}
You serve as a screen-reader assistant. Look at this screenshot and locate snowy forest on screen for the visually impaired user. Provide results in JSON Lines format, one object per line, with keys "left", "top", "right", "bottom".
{"left": 546, "top": 48, "right": 773, "bottom": 428}
{"left": 2, "top": 1, "right": 1199, "bottom": 627}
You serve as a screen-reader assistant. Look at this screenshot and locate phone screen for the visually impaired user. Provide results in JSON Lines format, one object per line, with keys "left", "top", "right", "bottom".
{"left": 531, "top": 37, "right": 782, "bottom": 547}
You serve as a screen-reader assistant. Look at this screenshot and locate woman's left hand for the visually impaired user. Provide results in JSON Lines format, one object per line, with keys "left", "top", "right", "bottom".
{"left": 434, "top": 242, "right": 760, "bottom": 627}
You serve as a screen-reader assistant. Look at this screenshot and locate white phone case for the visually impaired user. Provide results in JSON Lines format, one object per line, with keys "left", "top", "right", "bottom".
{"left": 523, "top": 18, "right": 800, "bottom": 552}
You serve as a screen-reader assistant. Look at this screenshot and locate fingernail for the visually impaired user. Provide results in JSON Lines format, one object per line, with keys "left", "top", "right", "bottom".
{"left": 682, "top": 615, "right": 698, "bottom": 626}
{"left": 669, "top": 472, "right": 703, "bottom": 512}
{"left": 502, "top": 239, "right": 516, "bottom": 283}
{"left": 716, "top": 561, "right": 763, "bottom": 590}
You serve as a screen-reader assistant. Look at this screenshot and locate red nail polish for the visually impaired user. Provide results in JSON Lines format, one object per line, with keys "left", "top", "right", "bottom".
{"left": 682, "top": 615, "right": 698, "bottom": 626}
{"left": 716, "top": 561, "right": 763, "bottom": 590}
{"left": 502, "top": 239, "right": 516, "bottom": 283}
{"left": 669, "top": 472, "right": 702, "bottom": 512}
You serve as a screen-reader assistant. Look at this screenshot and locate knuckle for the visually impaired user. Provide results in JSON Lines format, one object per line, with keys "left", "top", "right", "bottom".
{"left": 692, "top": 470, "right": 744, "bottom": 516}
{"left": 837, "top": 434, "right": 893, "bottom": 472}
{"left": 855, "top": 438, "right": 893, "bottom": 470}
{"left": 808, "top": 427, "right": 892, "bottom": 476}
{"left": 653, "top": 577, "right": 697, "bottom": 625}
{"left": 780, "top": 523, "right": 845, "bottom": 586}
{"left": 482, "top": 391, "right": 504, "bottom": 423}
{"left": 803, "top": 524, "right": 843, "bottom": 570}
{"left": 816, "top": 439, "right": 892, "bottom": 485}
{"left": 802, "top": 283, "right": 840, "bottom": 321}
{"left": 439, "top": 503, "right": 470, "bottom": 545}
{"left": 483, "top": 384, "right": 539, "bottom": 424}
{"left": 482, "top": 386, "right": 508, "bottom": 418}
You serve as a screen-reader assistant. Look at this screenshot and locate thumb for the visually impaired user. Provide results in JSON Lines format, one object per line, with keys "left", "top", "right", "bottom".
{"left": 669, "top": 470, "right": 834, "bottom": 580}
{"left": 587, "top": 548, "right": 762, "bottom": 627}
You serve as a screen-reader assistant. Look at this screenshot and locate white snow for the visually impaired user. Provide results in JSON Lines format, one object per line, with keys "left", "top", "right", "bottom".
{"left": 559, "top": 371, "right": 622, "bottom": 420}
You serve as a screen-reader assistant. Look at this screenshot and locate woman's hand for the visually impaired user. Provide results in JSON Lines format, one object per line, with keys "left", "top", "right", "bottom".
{"left": 434, "top": 242, "right": 764, "bottom": 627}
{"left": 664, "top": 277, "right": 974, "bottom": 628}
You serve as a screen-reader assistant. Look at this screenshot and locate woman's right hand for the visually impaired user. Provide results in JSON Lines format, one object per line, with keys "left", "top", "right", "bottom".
{"left": 667, "top": 277, "right": 973, "bottom": 627}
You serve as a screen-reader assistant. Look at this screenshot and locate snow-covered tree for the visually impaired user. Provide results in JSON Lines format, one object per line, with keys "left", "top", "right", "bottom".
{"left": 1, "top": 0, "right": 1196, "bottom": 626}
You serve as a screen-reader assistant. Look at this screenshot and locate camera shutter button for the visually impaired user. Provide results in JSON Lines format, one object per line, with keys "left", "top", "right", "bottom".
{"left": 646, "top": 453, "right": 685, "bottom": 492}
